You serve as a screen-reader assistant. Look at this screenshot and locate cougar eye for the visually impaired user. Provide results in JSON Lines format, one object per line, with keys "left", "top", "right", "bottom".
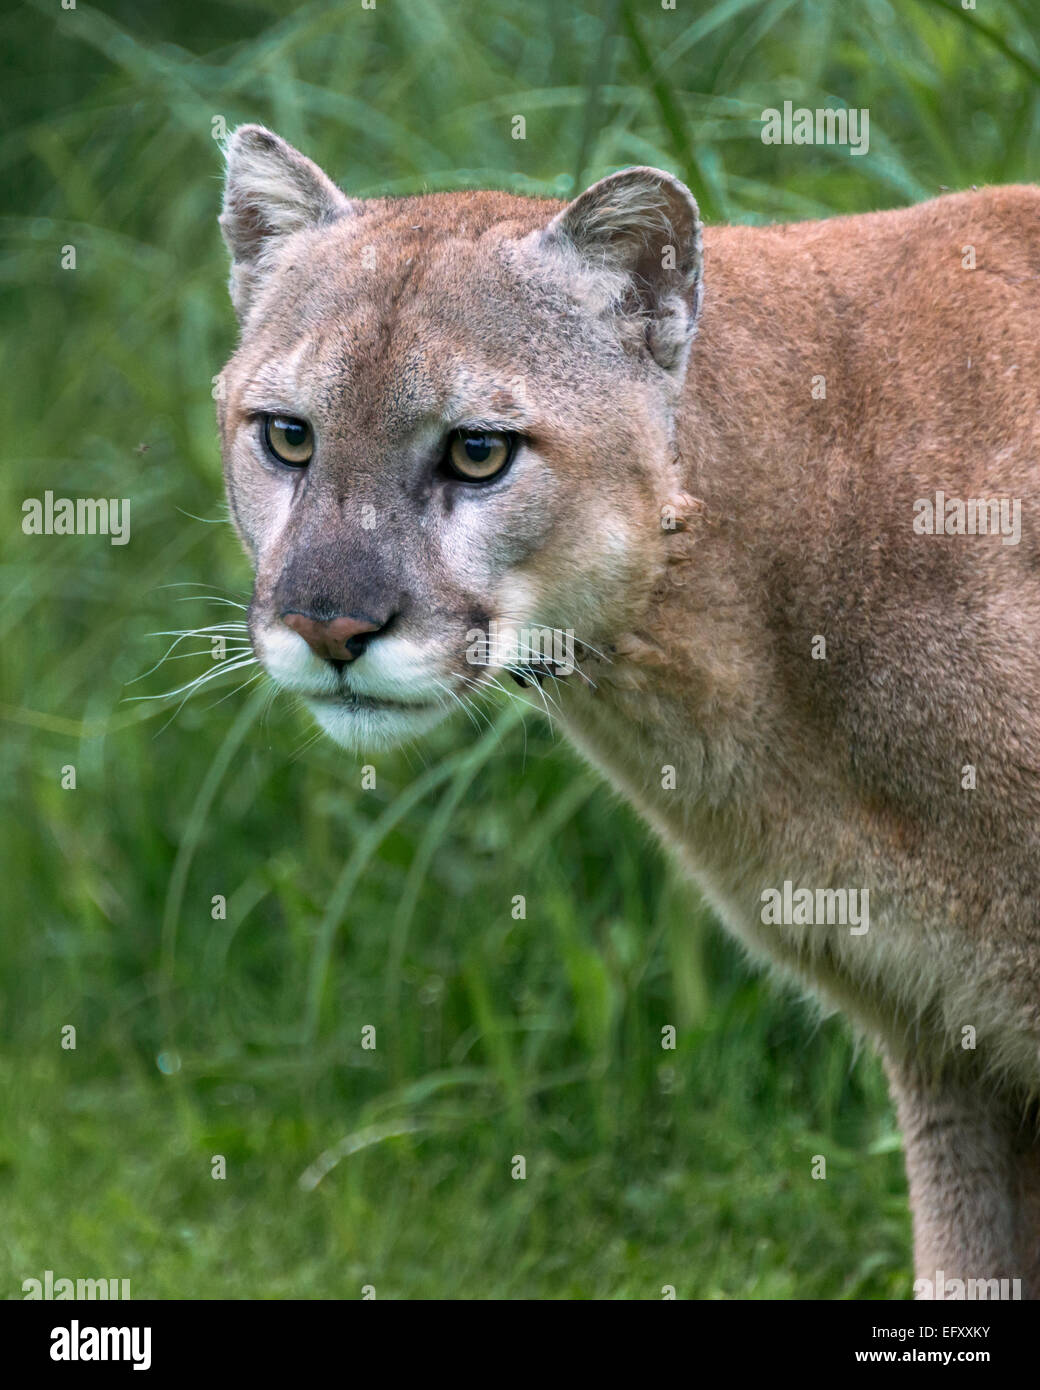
{"left": 445, "top": 429, "right": 515, "bottom": 482}
{"left": 264, "top": 415, "right": 313, "bottom": 467}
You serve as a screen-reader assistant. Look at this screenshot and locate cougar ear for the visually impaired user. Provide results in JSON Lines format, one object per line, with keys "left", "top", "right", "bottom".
{"left": 219, "top": 125, "right": 352, "bottom": 319}
{"left": 542, "top": 166, "right": 703, "bottom": 374}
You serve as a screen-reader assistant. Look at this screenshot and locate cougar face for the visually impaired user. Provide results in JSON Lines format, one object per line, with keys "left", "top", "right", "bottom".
{"left": 217, "top": 126, "right": 702, "bottom": 748}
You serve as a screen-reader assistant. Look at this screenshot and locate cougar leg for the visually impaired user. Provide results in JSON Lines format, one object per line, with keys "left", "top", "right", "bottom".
{"left": 1010, "top": 1114, "right": 1040, "bottom": 1296}
{"left": 884, "top": 1060, "right": 1036, "bottom": 1298}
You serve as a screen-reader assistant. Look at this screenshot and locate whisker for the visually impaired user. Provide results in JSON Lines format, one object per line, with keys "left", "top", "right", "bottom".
{"left": 513, "top": 665, "right": 561, "bottom": 723}
{"left": 175, "top": 508, "right": 232, "bottom": 525}
{"left": 146, "top": 623, "right": 250, "bottom": 637}
{"left": 457, "top": 668, "right": 524, "bottom": 712}
{"left": 128, "top": 616, "right": 252, "bottom": 689}
{"left": 289, "top": 725, "right": 327, "bottom": 762}
{"left": 430, "top": 676, "right": 485, "bottom": 733}
{"left": 259, "top": 682, "right": 281, "bottom": 732}
{"left": 156, "top": 581, "right": 247, "bottom": 593}
{"left": 202, "top": 668, "right": 266, "bottom": 712}
{"left": 127, "top": 645, "right": 252, "bottom": 685}
{"left": 149, "top": 660, "right": 261, "bottom": 738}
{"left": 126, "top": 656, "right": 259, "bottom": 704}
{"left": 174, "top": 595, "right": 249, "bottom": 611}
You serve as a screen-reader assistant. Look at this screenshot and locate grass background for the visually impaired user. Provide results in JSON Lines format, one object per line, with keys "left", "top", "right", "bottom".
{"left": 2, "top": 0, "right": 1037, "bottom": 1299}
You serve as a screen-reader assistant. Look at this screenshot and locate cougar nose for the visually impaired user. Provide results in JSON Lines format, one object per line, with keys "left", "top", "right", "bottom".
{"left": 281, "top": 611, "right": 384, "bottom": 663}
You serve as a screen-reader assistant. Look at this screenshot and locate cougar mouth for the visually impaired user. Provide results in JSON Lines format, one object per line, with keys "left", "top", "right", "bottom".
{"left": 304, "top": 682, "right": 450, "bottom": 751}
{"left": 308, "top": 688, "right": 439, "bottom": 714}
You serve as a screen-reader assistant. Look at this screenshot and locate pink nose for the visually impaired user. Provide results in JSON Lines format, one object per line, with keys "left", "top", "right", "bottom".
{"left": 281, "top": 612, "right": 382, "bottom": 662}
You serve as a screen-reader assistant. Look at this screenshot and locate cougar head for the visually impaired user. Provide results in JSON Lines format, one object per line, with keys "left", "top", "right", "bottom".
{"left": 216, "top": 125, "right": 702, "bottom": 747}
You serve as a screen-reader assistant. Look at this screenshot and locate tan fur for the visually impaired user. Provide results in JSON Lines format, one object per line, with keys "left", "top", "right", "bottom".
{"left": 216, "top": 125, "right": 1040, "bottom": 1297}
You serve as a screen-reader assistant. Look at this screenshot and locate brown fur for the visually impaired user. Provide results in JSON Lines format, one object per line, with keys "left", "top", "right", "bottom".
{"left": 217, "top": 125, "right": 1040, "bottom": 1297}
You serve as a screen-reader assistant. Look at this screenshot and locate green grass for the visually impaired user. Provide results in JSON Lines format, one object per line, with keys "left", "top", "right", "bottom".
{"left": 2, "top": 0, "right": 1037, "bottom": 1298}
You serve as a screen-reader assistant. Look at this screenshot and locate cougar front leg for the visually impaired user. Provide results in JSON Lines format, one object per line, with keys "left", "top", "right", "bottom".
{"left": 884, "top": 1059, "right": 1040, "bottom": 1298}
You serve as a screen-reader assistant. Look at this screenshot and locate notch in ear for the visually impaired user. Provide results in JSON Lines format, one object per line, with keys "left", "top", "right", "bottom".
{"left": 542, "top": 166, "right": 703, "bottom": 374}
{"left": 219, "top": 125, "right": 352, "bottom": 319}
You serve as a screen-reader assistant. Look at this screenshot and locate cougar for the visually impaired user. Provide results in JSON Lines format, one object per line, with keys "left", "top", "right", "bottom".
{"left": 216, "top": 124, "right": 1040, "bottom": 1298}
